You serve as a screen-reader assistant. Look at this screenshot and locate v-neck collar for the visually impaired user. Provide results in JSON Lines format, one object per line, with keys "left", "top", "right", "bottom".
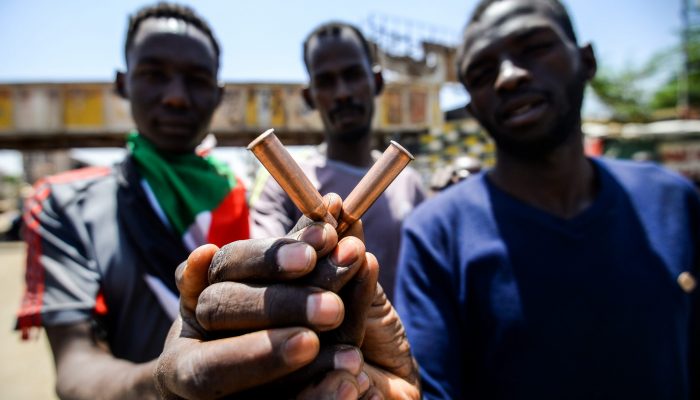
{"left": 483, "top": 158, "right": 617, "bottom": 234}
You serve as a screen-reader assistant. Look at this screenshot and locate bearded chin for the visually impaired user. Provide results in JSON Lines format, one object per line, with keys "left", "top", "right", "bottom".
{"left": 483, "top": 81, "right": 586, "bottom": 161}
{"left": 337, "top": 127, "right": 370, "bottom": 143}
{"left": 330, "top": 117, "right": 373, "bottom": 144}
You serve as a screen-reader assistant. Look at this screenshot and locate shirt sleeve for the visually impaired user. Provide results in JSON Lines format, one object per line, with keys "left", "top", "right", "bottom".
{"left": 394, "top": 217, "right": 465, "bottom": 400}
{"left": 16, "top": 179, "right": 101, "bottom": 337}
{"left": 249, "top": 173, "right": 299, "bottom": 239}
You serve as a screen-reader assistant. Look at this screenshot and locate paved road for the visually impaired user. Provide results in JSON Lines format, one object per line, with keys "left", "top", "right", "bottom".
{"left": 0, "top": 242, "right": 57, "bottom": 399}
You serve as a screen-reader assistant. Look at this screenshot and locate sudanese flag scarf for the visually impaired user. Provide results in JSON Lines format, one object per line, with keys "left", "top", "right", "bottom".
{"left": 127, "top": 133, "right": 249, "bottom": 251}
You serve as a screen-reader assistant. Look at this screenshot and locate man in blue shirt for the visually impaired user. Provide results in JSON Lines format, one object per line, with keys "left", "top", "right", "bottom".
{"left": 395, "top": 0, "right": 700, "bottom": 398}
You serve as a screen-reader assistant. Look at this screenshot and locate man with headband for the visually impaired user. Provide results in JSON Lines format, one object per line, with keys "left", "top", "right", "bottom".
{"left": 15, "top": 3, "right": 250, "bottom": 397}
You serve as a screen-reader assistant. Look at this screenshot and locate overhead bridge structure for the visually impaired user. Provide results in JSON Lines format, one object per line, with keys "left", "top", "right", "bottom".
{"left": 0, "top": 82, "right": 442, "bottom": 150}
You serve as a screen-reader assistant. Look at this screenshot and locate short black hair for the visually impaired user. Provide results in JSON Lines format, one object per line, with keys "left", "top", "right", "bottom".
{"left": 470, "top": 0, "right": 577, "bottom": 42}
{"left": 302, "top": 21, "right": 374, "bottom": 73}
{"left": 124, "top": 2, "right": 221, "bottom": 66}
{"left": 457, "top": 0, "right": 578, "bottom": 82}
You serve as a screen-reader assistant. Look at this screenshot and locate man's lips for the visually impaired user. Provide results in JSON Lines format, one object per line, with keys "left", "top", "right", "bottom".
{"left": 498, "top": 94, "right": 549, "bottom": 128}
{"left": 330, "top": 105, "right": 365, "bottom": 123}
{"left": 156, "top": 118, "right": 197, "bottom": 133}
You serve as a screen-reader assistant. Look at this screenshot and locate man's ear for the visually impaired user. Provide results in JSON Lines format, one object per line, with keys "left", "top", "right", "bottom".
{"left": 302, "top": 87, "right": 315, "bottom": 110}
{"left": 114, "top": 71, "right": 128, "bottom": 99}
{"left": 373, "top": 66, "right": 384, "bottom": 96}
{"left": 579, "top": 43, "right": 597, "bottom": 81}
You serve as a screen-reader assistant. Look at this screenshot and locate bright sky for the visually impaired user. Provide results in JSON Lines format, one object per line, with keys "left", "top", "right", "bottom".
{"left": 0, "top": 0, "right": 682, "bottom": 83}
{"left": 0, "top": 0, "right": 684, "bottom": 176}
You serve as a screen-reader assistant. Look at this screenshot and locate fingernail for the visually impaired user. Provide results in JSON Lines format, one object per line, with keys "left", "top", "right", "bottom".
{"left": 334, "top": 348, "right": 362, "bottom": 375}
{"left": 306, "top": 292, "right": 343, "bottom": 327}
{"left": 330, "top": 238, "right": 360, "bottom": 266}
{"left": 337, "top": 381, "right": 358, "bottom": 400}
{"left": 277, "top": 243, "right": 314, "bottom": 273}
{"left": 298, "top": 223, "right": 328, "bottom": 251}
{"left": 370, "top": 395, "right": 382, "bottom": 400}
{"left": 357, "top": 371, "right": 370, "bottom": 393}
{"left": 283, "top": 330, "right": 318, "bottom": 366}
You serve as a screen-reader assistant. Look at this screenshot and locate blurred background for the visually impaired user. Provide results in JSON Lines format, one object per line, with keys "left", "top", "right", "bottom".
{"left": 0, "top": 0, "right": 697, "bottom": 398}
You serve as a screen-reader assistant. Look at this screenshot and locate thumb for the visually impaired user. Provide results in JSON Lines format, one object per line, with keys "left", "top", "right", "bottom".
{"left": 176, "top": 244, "right": 219, "bottom": 313}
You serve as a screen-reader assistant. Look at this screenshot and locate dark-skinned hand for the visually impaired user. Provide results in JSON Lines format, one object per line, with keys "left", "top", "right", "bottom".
{"left": 154, "top": 194, "right": 419, "bottom": 399}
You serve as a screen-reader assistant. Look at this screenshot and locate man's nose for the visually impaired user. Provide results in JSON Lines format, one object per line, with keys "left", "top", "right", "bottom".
{"left": 495, "top": 59, "right": 530, "bottom": 92}
{"left": 162, "top": 76, "right": 191, "bottom": 108}
{"left": 333, "top": 78, "right": 352, "bottom": 101}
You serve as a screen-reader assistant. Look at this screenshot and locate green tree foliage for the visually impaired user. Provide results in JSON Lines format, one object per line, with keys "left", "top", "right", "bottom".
{"left": 651, "top": 27, "right": 700, "bottom": 111}
{"left": 590, "top": 26, "right": 699, "bottom": 122}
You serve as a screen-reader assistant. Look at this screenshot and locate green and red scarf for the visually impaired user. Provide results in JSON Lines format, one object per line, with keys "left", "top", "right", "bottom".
{"left": 127, "top": 133, "right": 249, "bottom": 250}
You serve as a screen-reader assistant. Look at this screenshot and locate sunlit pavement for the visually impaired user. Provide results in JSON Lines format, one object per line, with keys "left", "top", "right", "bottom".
{"left": 0, "top": 242, "right": 57, "bottom": 399}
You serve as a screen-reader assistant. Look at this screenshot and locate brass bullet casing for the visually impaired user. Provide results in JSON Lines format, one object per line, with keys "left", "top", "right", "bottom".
{"left": 248, "top": 130, "right": 415, "bottom": 235}
{"left": 247, "top": 129, "right": 337, "bottom": 227}
{"left": 336, "top": 141, "right": 414, "bottom": 234}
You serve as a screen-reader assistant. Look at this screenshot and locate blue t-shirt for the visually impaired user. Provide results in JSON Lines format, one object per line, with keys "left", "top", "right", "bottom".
{"left": 395, "top": 158, "right": 700, "bottom": 399}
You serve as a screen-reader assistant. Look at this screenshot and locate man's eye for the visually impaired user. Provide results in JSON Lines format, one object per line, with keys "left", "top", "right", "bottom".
{"left": 188, "top": 73, "right": 215, "bottom": 87}
{"left": 137, "top": 68, "right": 167, "bottom": 81}
{"left": 315, "top": 76, "right": 333, "bottom": 88}
{"left": 344, "top": 68, "right": 364, "bottom": 80}
{"left": 523, "top": 42, "right": 554, "bottom": 55}
{"left": 467, "top": 69, "right": 494, "bottom": 88}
